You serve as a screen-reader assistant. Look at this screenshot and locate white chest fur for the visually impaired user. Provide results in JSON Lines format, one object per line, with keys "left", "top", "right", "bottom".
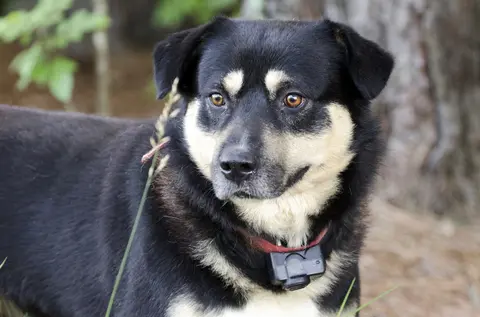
{"left": 178, "top": 242, "right": 356, "bottom": 317}
{"left": 168, "top": 290, "right": 356, "bottom": 317}
{"left": 168, "top": 250, "right": 357, "bottom": 317}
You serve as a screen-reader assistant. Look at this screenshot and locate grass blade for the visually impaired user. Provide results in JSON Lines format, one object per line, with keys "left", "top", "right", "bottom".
{"left": 337, "top": 277, "right": 356, "bottom": 317}
{"left": 348, "top": 285, "right": 399, "bottom": 316}
{"left": 103, "top": 78, "right": 178, "bottom": 317}
{"left": 104, "top": 150, "right": 159, "bottom": 317}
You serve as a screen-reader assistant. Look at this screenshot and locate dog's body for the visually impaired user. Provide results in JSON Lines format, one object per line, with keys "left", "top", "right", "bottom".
{"left": 0, "top": 17, "right": 393, "bottom": 317}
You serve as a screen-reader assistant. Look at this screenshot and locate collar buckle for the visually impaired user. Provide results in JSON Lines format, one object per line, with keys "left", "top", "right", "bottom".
{"left": 266, "top": 243, "right": 326, "bottom": 291}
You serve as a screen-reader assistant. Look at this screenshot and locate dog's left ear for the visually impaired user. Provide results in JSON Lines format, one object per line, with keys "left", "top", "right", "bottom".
{"left": 153, "top": 16, "right": 231, "bottom": 99}
{"left": 325, "top": 20, "right": 395, "bottom": 100}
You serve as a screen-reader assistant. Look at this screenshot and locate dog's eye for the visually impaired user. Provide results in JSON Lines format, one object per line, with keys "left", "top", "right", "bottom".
{"left": 284, "top": 94, "right": 304, "bottom": 108}
{"left": 209, "top": 93, "right": 225, "bottom": 106}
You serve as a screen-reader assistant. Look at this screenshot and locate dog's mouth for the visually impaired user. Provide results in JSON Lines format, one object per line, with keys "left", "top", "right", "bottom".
{"left": 233, "top": 191, "right": 251, "bottom": 199}
{"left": 232, "top": 166, "right": 310, "bottom": 200}
{"left": 285, "top": 166, "right": 310, "bottom": 189}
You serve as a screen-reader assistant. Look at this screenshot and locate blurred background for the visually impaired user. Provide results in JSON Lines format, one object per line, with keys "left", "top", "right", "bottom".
{"left": 0, "top": 0, "right": 479, "bottom": 316}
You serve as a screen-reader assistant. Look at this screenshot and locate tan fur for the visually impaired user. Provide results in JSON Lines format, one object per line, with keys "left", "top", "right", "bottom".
{"left": 232, "top": 103, "right": 355, "bottom": 247}
{"left": 183, "top": 99, "right": 222, "bottom": 179}
{"left": 264, "top": 69, "right": 290, "bottom": 99}
{"left": 222, "top": 70, "right": 244, "bottom": 97}
{"left": 192, "top": 239, "right": 255, "bottom": 292}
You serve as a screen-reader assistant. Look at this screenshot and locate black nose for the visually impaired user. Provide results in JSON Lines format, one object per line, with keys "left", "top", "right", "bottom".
{"left": 219, "top": 147, "right": 256, "bottom": 183}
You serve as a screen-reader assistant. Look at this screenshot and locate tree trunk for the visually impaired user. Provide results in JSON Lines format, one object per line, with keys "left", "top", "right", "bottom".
{"left": 325, "top": 0, "right": 480, "bottom": 217}
{"left": 264, "top": 0, "right": 480, "bottom": 217}
{"left": 92, "top": 0, "right": 111, "bottom": 116}
{"left": 263, "top": 0, "right": 325, "bottom": 20}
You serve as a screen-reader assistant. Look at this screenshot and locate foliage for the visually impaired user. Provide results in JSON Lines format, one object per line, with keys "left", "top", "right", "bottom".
{"left": 0, "top": 0, "right": 110, "bottom": 105}
{"left": 152, "top": 0, "right": 238, "bottom": 28}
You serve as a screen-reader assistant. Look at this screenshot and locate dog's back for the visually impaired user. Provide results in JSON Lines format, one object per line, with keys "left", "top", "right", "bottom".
{"left": 0, "top": 105, "right": 156, "bottom": 315}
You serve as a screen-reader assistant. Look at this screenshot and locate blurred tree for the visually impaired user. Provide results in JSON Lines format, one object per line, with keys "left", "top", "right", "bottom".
{"left": 0, "top": 0, "right": 239, "bottom": 114}
{"left": 240, "top": 0, "right": 264, "bottom": 19}
{"left": 263, "top": 0, "right": 325, "bottom": 20}
{"left": 0, "top": 0, "right": 110, "bottom": 110}
{"left": 1, "top": 0, "right": 157, "bottom": 62}
{"left": 92, "top": 0, "right": 111, "bottom": 116}
{"left": 152, "top": 0, "right": 238, "bottom": 28}
{"left": 325, "top": 0, "right": 480, "bottom": 217}
{"left": 265, "top": 0, "right": 480, "bottom": 217}
{"left": 2, "top": 0, "right": 240, "bottom": 63}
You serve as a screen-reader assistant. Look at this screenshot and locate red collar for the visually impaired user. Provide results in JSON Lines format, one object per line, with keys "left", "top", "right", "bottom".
{"left": 248, "top": 225, "right": 330, "bottom": 253}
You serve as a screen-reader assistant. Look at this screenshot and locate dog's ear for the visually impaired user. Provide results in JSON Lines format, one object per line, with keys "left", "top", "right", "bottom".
{"left": 325, "top": 20, "right": 394, "bottom": 100}
{"left": 153, "top": 16, "right": 230, "bottom": 99}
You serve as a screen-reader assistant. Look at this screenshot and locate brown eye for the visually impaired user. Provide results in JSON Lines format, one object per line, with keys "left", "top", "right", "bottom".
{"left": 284, "top": 93, "right": 304, "bottom": 108}
{"left": 209, "top": 93, "right": 225, "bottom": 106}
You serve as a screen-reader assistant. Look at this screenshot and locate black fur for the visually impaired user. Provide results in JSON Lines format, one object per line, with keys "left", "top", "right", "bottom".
{"left": 154, "top": 18, "right": 393, "bottom": 202}
{"left": 0, "top": 17, "right": 393, "bottom": 317}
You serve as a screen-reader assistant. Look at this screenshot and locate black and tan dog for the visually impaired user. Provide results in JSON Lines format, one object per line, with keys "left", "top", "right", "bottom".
{"left": 0, "top": 17, "right": 394, "bottom": 317}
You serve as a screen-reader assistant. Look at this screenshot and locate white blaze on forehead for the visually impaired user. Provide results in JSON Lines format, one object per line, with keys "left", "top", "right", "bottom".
{"left": 233, "top": 103, "right": 355, "bottom": 247}
{"left": 222, "top": 69, "right": 244, "bottom": 97}
{"left": 264, "top": 69, "right": 290, "bottom": 99}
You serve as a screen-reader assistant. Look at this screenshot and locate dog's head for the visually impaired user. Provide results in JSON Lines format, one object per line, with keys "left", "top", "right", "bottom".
{"left": 153, "top": 17, "right": 393, "bottom": 245}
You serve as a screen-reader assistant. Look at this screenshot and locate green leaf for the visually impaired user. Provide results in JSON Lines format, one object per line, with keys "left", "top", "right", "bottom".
{"left": 19, "top": 33, "right": 33, "bottom": 46}
{"left": 95, "top": 15, "right": 111, "bottom": 30}
{"left": 56, "top": 10, "right": 110, "bottom": 45}
{"left": 0, "top": 257, "right": 6, "bottom": 269}
{"left": 0, "top": 10, "right": 30, "bottom": 42}
{"left": 153, "top": 0, "right": 236, "bottom": 27}
{"left": 48, "top": 57, "right": 77, "bottom": 103}
{"left": 10, "top": 45, "right": 44, "bottom": 90}
{"left": 31, "top": 62, "right": 52, "bottom": 86}
{"left": 153, "top": 0, "right": 196, "bottom": 27}
{"left": 29, "top": 0, "right": 73, "bottom": 29}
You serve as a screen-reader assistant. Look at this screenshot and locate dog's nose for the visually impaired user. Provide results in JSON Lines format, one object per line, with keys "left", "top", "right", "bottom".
{"left": 219, "top": 148, "right": 256, "bottom": 183}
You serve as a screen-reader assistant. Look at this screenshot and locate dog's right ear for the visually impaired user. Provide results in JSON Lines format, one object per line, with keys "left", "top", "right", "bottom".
{"left": 324, "top": 19, "right": 394, "bottom": 101}
{"left": 153, "top": 16, "right": 230, "bottom": 100}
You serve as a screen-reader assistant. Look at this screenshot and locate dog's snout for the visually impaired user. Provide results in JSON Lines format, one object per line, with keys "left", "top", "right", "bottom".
{"left": 219, "top": 147, "right": 256, "bottom": 183}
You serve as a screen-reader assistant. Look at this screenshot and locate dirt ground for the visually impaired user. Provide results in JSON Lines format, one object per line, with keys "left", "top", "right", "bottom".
{"left": 1, "top": 44, "right": 479, "bottom": 317}
{"left": 362, "top": 198, "right": 480, "bottom": 317}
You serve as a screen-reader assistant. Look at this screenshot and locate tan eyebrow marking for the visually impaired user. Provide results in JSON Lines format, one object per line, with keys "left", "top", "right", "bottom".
{"left": 222, "top": 70, "right": 244, "bottom": 97}
{"left": 265, "top": 69, "right": 290, "bottom": 99}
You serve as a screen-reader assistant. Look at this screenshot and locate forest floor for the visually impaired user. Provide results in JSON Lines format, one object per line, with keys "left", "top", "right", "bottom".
{"left": 361, "top": 197, "right": 480, "bottom": 317}
{"left": 1, "top": 45, "right": 480, "bottom": 317}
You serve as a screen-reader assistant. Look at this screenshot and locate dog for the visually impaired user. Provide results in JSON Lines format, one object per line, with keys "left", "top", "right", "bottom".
{"left": 0, "top": 16, "right": 394, "bottom": 317}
